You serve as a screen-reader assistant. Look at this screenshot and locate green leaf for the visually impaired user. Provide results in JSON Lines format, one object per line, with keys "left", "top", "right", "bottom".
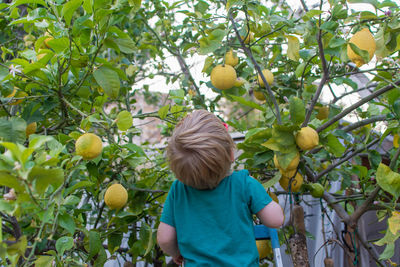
{"left": 107, "top": 232, "right": 123, "bottom": 254}
{"left": 28, "top": 135, "right": 54, "bottom": 150}
{"left": 376, "top": 163, "right": 400, "bottom": 199}
{"left": 58, "top": 213, "right": 76, "bottom": 235}
{"left": 55, "top": 236, "right": 73, "bottom": 256}
{"left": 0, "top": 117, "right": 27, "bottom": 144}
{"left": 61, "top": 0, "right": 83, "bottom": 26}
{"left": 93, "top": 67, "right": 120, "bottom": 99}
{"left": 198, "top": 29, "right": 226, "bottom": 55}
{"left": 262, "top": 172, "right": 281, "bottom": 189}
{"left": 275, "top": 150, "right": 298, "bottom": 170}
{"left": 34, "top": 256, "right": 54, "bottom": 267}
{"left": 10, "top": 0, "right": 47, "bottom": 8}
{"left": 320, "top": 21, "right": 339, "bottom": 33}
{"left": 202, "top": 56, "right": 213, "bottom": 73}
{"left": 65, "top": 181, "right": 94, "bottom": 195}
{"left": 304, "top": 9, "right": 323, "bottom": 20}
{"left": 116, "top": 110, "right": 133, "bottom": 131}
{"left": 28, "top": 166, "right": 64, "bottom": 195}
{"left": 329, "top": 37, "right": 346, "bottom": 48}
{"left": 379, "top": 243, "right": 395, "bottom": 260}
{"left": 158, "top": 105, "right": 170, "bottom": 120}
{"left": 45, "top": 37, "right": 69, "bottom": 54}
{"left": 349, "top": 43, "right": 370, "bottom": 63}
{"left": 289, "top": 96, "right": 305, "bottom": 125}
{"left": 325, "top": 134, "right": 346, "bottom": 157}
{"left": 83, "top": 0, "right": 93, "bottom": 14}
{"left": 115, "top": 37, "right": 136, "bottom": 54}
{"left": 0, "top": 172, "right": 24, "bottom": 192}
{"left": 393, "top": 99, "right": 400, "bottom": 118}
{"left": 287, "top": 35, "right": 300, "bottom": 61}
{"left": 88, "top": 230, "right": 102, "bottom": 260}
{"left": 347, "top": 0, "right": 378, "bottom": 8}
{"left": 228, "top": 95, "right": 266, "bottom": 111}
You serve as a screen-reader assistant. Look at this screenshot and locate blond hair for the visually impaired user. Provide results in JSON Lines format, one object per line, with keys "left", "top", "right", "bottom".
{"left": 167, "top": 110, "right": 235, "bottom": 190}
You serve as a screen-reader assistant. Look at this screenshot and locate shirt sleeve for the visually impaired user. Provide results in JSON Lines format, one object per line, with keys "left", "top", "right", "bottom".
{"left": 243, "top": 170, "right": 272, "bottom": 214}
{"left": 160, "top": 180, "right": 177, "bottom": 227}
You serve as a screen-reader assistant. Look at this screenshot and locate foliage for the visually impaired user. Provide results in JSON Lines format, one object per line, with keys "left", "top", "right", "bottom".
{"left": 0, "top": 0, "right": 400, "bottom": 265}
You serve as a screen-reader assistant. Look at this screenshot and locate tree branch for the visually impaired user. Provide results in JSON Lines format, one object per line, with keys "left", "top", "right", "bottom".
{"left": 341, "top": 115, "right": 387, "bottom": 132}
{"left": 317, "top": 79, "right": 400, "bottom": 133}
{"left": 228, "top": 9, "right": 282, "bottom": 124}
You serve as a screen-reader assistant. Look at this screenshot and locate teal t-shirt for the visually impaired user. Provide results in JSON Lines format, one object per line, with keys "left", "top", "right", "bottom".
{"left": 160, "top": 169, "right": 272, "bottom": 266}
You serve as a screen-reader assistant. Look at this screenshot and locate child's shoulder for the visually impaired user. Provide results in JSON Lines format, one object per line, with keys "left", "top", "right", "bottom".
{"left": 229, "top": 169, "right": 251, "bottom": 183}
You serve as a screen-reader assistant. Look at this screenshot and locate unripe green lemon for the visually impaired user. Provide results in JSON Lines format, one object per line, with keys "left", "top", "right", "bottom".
{"left": 310, "top": 183, "right": 324, "bottom": 198}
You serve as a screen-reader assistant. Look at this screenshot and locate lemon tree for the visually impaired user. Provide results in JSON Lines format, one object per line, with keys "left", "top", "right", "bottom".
{"left": 0, "top": 0, "right": 400, "bottom": 266}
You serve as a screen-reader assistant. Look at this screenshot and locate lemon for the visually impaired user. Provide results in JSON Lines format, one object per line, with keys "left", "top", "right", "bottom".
{"left": 295, "top": 126, "right": 319, "bottom": 151}
{"left": 234, "top": 77, "right": 245, "bottom": 87}
{"left": 347, "top": 28, "right": 376, "bottom": 67}
{"left": 257, "top": 69, "right": 274, "bottom": 87}
{"left": 268, "top": 191, "right": 279, "bottom": 203}
{"left": 104, "top": 184, "right": 128, "bottom": 210}
{"left": 273, "top": 152, "right": 300, "bottom": 171}
{"left": 279, "top": 168, "right": 297, "bottom": 178}
{"left": 393, "top": 134, "right": 399, "bottom": 148}
{"left": 6, "top": 89, "right": 28, "bottom": 105}
{"left": 256, "top": 240, "right": 272, "bottom": 259}
{"left": 225, "top": 49, "right": 239, "bottom": 67}
{"left": 75, "top": 133, "right": 103, "bottom": 160}
{"left": 26, "top": 122, "right": 37, "bottom": 137}
{"left": 316, "top": 106, "right": 329, "bottom": 120}
{"left": 241, "top": 32, "right": 254, "bottom": 44}
{"left": 310, "top": 183, "right": 324, "bottom": 198}
{"left": 279, "top": 173, "right": 303, "bottom": 192}
{"left": 253, "top": 90, "right": 265, "bottom": 101}
{"left": 210, "top": 64, "right": 237, "bottom": 90}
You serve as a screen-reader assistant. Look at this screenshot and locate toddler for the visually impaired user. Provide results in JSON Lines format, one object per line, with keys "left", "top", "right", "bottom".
{"left": 157, "top": 110, "right": 284, "bottom": 266}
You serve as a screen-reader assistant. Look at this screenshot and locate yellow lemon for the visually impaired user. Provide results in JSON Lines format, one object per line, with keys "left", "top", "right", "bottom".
{"left": 26, "top": 122, "right": 37, "bottom": 137}
{"left": 256, "top": 240, "right": 272, "bottom": 259}
{"left": 268, "top": 191, "right": 279, "bottom": 203}
{"left": 279, "top": 173, "right": 303, "bottom": 192}
{"left": 75, "top": 133, "right": 103, "bottom": 160}
{"left": 393, "top": 134, "right": 399, "bottom": 148}
{"left": 6, "top": 89, "right": 28, "bottom": 105}
{"left": 273, "top": 152, "right": 300, "bottom": 171}
{"left": 316, "top": 106, "right": 329, "bottom": 120}
{"left": 104, "top": 184, "right": 128, "bottom": 210}
{"left": 295, "top": 126, "right": 319, "bottom": 150}
{"left": 225, "top": 49, "right": 239, "bottom": 67}
{"left": 278, "top": 168, "right": 297, "bottom": 178}
{"left": 241, "top": 32, "right": 254, "bottom": 44}
{"left": 253, "top": 90, "right": 265, "bottom": 101}
{"left": 257, "top": 69, "right": 274, "bottom": 87}
{"left": 347, "top": 28, "right": 376, "bottom": 67}
{"left": 210, "top": 64, "right": 237, "bottom": 90}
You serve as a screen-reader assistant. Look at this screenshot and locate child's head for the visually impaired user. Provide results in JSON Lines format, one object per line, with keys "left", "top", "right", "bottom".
{"left": 167, "top": 110, "right": 235, "bottom": 190}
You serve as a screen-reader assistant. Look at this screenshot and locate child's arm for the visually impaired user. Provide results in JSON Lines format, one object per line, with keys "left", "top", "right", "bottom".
{"left": 256, "top": 201, "right": 284, "bottom": 228}
{"left": 157, "top": 222, "right": 183, "bottom": 265}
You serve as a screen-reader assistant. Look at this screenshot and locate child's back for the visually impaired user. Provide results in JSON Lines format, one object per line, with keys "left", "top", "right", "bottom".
{"left": 157, "top": 110, "right": 284, "bottom": 266}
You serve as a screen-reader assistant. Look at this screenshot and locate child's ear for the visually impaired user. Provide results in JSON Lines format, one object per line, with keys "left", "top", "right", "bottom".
{"left": 230, "top": 149, "right": 234, "bottom": 162}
